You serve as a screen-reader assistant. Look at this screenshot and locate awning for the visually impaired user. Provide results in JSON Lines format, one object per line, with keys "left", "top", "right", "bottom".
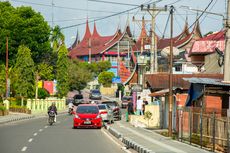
{"left": 149, "top": 89, "right": 169, "bottom": 97}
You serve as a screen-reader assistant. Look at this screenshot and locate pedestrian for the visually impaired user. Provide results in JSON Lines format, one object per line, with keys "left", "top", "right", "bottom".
{"left": 136, "top": 96, "right": 143, "bottom": 115}
{"left": 142, "top": 98, "right": 148, "bottom": 115}
{"left": 126, "top": 99, "right": 134, "bottom": 122}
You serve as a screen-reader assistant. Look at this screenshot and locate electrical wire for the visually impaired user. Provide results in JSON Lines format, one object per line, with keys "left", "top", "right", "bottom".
{"left": 60, "top": 0, "right": 164, "bottom": 30}
{"left": 162, "top": 12, "right": 170, "bottom": 38}
{"left": 10, "top": 0, "right": 118, "bottom": 14}
{"left": 88, "top": 0, "right": 139, "bottom": 7}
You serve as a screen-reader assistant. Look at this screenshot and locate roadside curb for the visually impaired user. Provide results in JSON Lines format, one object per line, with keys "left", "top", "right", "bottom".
{"left": 105, "top": 125, "right": 155, "bottom": 153}
{"left": 0, "top": 115, "right": 35, "bottom": 124}
{"left": 0, "top": 111, "right": 68, "bottom": 125}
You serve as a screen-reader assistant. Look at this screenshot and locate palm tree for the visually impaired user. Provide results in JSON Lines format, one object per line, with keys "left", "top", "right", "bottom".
{"left": 50, "top": 25, "right": 65, "bottom": 52}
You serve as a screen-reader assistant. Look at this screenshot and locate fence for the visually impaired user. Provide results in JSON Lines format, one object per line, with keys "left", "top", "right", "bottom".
{"left": 177, "top": 107, "right": 230, "bottom": 153}
{"left": 27, "top": 98, "right": 66, "bottom": 114}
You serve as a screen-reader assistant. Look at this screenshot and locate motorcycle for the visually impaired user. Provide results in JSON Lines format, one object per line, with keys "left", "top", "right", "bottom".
{"left": 68, "top": 107, "right": 74, "bottom": 115}
{"left": 48, "top": 110, "right": 56, "bottom": 125}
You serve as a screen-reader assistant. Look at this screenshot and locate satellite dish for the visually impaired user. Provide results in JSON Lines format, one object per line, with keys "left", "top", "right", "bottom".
{"left": 161, "top": 46, "right": 180, "bottom": 57}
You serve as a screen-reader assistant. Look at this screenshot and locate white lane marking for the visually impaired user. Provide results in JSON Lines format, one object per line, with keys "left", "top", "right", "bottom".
{"left": 21, "top": 146, "right": 27, "bottom": 152}
{"left": 28, "top": 138, "right": 33, "bottom": 142}
{"left": 44, "top": 126, "right": 48, "bottom": 128}
{"left": 33, "top": 133, "right": 37, "bottom": 136}
{"left": 101, "top": 129, "right": 132, "bottom": 153}
{"left": 120, "top": 126, "right": 187, "bottom": 153}
{"left": 39, "top": 129, "right": 43, "bottom": 132}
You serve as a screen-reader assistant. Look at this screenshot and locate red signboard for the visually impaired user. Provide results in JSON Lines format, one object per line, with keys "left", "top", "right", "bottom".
{"left": 44, "top": 81, "right": 54, "bottom": 95}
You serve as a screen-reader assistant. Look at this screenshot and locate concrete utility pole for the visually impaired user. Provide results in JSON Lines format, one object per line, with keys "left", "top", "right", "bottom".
{"left": 224, "top": 0, "right": 230, "bottom": 82}
{"left": 141, "top": 4, "right": 167, "bottom": 73}
{"left": 168, "top": 5, "right": 174, "bottom": 137}
{"left": 88, "top": 38, "right": 92, "bottom": 63}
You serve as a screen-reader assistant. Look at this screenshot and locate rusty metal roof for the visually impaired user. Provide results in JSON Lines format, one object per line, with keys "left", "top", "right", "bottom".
{"left": 183, "top": 77, "right": 230, "bottom": 87}
{"left": 145, "top": 73, "right": 224, "bottom": 90}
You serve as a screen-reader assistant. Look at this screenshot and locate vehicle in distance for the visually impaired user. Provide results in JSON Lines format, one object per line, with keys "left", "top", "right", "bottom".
{"left": 72, "top": 94, "right": 84, "bottom": 106}
{"left": 101, "top": 101, "right": 121, "bottom": 120}
{"left": 97, "top": 104, "right": 113, "bottom": 124}
{"left": 73, "top": 104, "right": 102, "bottom": 129}
{"left": 89, "top": 89, "right": 102, "bottom": 100}
{"left": 121, "top": 96, "right": 132, "bottom": 108}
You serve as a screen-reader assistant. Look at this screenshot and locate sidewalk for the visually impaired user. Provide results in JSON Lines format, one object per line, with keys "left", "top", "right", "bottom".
{"left": 106, "top": 119, "right": 212, "bottom": 153}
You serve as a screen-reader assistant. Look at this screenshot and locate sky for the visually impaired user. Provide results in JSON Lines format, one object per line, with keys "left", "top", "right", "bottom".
{"left": 3, "top": 0, "right": 227, "bottom": 47}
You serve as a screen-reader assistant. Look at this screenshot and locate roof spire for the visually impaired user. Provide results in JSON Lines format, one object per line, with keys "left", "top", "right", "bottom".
{"left": 92, "top": 21, "right": 100, "bottom": 37}
{"left": 82, "top": 19, "right": 91, "bottom": 41}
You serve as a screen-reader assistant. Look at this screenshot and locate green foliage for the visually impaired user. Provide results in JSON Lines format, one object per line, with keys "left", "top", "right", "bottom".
{"left": 37, "top": 63, "right": 54, "bottom": 81}
{"left": 98, "top": 71, "right": 114, "bottom": 87}
{"left": 13, "top": 45, "right": 35, "bottom": 98}
{"left": 0, "top": 64, "right": 6, "bottom": 98}
{"left": 96, "top": 61, "right": 111, "bottom": 74}
{"left": 50, "top": 25, "right": 65, "bottom": 52}
{"left": 144, "top": 111, "right": 152, "bottom": 128}
{"left": 0, "top": 2, "right": 51, "bottom": 65}
{"left": 68, "top": 60, "right": 93, "bottom": 92}
{"left": 0, "top": 105, "right": 6, "bottom": 111}
{"left": 56, "top": 44, "right": 69, "bottom": 98}
{"left": 38, "top": 88, "right": 49, "bottom": 99}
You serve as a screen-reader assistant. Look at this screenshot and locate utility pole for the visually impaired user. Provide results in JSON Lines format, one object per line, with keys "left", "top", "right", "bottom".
{"left": 168, "top": 5, "right": 174, "bottom": 137}
{"left": 88, "top": 38, "right": 91, "bottom": 63}
{"left": 141, "top": 4, "right": 167, "bottom": 73}
{"left": 224, "top": 0, "right": 230, "bottom": 82}
{"left": 5, "top": 37, "right": 8, "bottom": 98}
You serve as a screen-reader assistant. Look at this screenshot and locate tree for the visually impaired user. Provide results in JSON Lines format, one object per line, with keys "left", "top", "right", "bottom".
{"left": 96, "top": 61, "right": 111, "bottom": 73}
{"left": 0, "top": 2, "right": 51, "bottom": 65}
{"left": 37, "top": 63, "right": 54, "bottom": 81}
{"left": 56, "top": 44, "right": 69, "bottom": 98}
{"left": 13, "top": 45, "right": 35, "bottom": 103}
{"left": 68, "top": 60, "right": 93, "bottom": 92}
{"left": 50, "top": 25, "right": 65, "bottom": 52}
{"left": 98, "top": 71, "right": 115, "bottom": 87}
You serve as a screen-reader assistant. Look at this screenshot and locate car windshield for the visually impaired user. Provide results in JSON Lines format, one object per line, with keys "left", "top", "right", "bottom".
{"left": 102, "top": 102, "right": 116, "bottom": 108}
{"left": 92, "top": 90, "right": 100, "bottom": 94}
{"left": 76, "top": 106, "right": 99, "bottom": 114}
{"left": 98, "top": 105, "right": 106, "bottom": 109}
{"left": 122, "top": 96, "right": 132, "bottom": 101}
{"left": 74, "top": 94, "right": 83, "bottom": 99}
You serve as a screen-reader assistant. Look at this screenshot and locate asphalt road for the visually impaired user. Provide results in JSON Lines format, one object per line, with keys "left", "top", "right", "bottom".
{"left": 0, "top": 114, "right": 125, "bottom": 153}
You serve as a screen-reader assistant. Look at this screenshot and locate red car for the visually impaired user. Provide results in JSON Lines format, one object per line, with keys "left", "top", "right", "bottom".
{"left": 73, "top": 104, "right": 102, "bottom": 129}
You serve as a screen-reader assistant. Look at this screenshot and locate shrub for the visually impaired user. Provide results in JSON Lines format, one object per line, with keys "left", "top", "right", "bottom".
{"left": 0, "top": 105, "right": 6, "bottom": 111}
{"left": 38, "top": 88, "right": 49, "bottom": 99}
{"left": 144, "top": 111, "right": 152, "bottom": 127}
{"left": 98, "top": 71, "right": 114, "bottom": 87}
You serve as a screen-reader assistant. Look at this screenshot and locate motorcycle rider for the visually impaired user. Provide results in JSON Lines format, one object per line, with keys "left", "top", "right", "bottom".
{"left": 68, "top": 102, "right": 74, "bottom": 114}
{"left": 48, "top": 102, "right": 57, "bottom": 122}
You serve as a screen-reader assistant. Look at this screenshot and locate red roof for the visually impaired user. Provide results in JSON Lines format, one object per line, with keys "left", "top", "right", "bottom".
{"left": 69, "top": 21, "right": 125, "bottom": 58}
{"left": 189, "top": 30, "right": 225, "bottom": 56}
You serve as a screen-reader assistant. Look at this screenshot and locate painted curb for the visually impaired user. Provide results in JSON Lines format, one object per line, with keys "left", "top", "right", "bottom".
{"left": 106, "top": 125, "right": 154, "bottom": 153}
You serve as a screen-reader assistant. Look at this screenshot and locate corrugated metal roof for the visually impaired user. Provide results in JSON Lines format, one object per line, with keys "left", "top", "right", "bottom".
{"left": 183, "top": 77, "right": 230, "bottom": 87}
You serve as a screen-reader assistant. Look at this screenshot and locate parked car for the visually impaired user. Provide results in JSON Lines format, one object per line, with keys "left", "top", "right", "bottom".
{"left": 73, "top": 104, "right": 102, "bottom": 129}
{"left": 89, "top": 89, "right": 102, "bottom": 100}
{"left": 121, "top": 96, "right": 132, "bottom": 108}
{"left": 97, "top": 104, "right": 114, "bottom": 124}
{"left": 72, "top": 94, "right": 84, "bottom": 106}
{"left": 101, "top": 101, "right": 121, "bottom": 120}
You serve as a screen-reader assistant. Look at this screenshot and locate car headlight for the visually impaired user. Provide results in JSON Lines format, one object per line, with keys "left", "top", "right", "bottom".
{"left": 75, "top": 114, "right": 80, "bottom": 118}
{"left": 96, "top": 114, "right": 101, "bottom": 119}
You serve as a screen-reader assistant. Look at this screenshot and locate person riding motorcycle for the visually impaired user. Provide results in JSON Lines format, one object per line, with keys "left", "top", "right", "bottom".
{"left": 48, "top": 102, "right": 57, "bottom": 122}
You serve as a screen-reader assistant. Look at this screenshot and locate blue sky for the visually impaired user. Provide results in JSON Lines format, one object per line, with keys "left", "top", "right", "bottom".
{"left": 5, "top": 0, "right": 226, "bottom": 47}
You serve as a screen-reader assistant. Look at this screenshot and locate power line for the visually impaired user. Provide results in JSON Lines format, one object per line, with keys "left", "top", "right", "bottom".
{"left": 10, "top": 0, "right": 118, "bottom": 14}
{"left": 88, "top": 0, "right": 139, "bottom": 7}
{"left": 60, "top": 0, "right": 164, "bottom": 30}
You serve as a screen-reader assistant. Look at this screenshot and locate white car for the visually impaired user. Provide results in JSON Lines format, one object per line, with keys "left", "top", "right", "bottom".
{"left": 97, "top": 104, "right": 114, "bottom": 124}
